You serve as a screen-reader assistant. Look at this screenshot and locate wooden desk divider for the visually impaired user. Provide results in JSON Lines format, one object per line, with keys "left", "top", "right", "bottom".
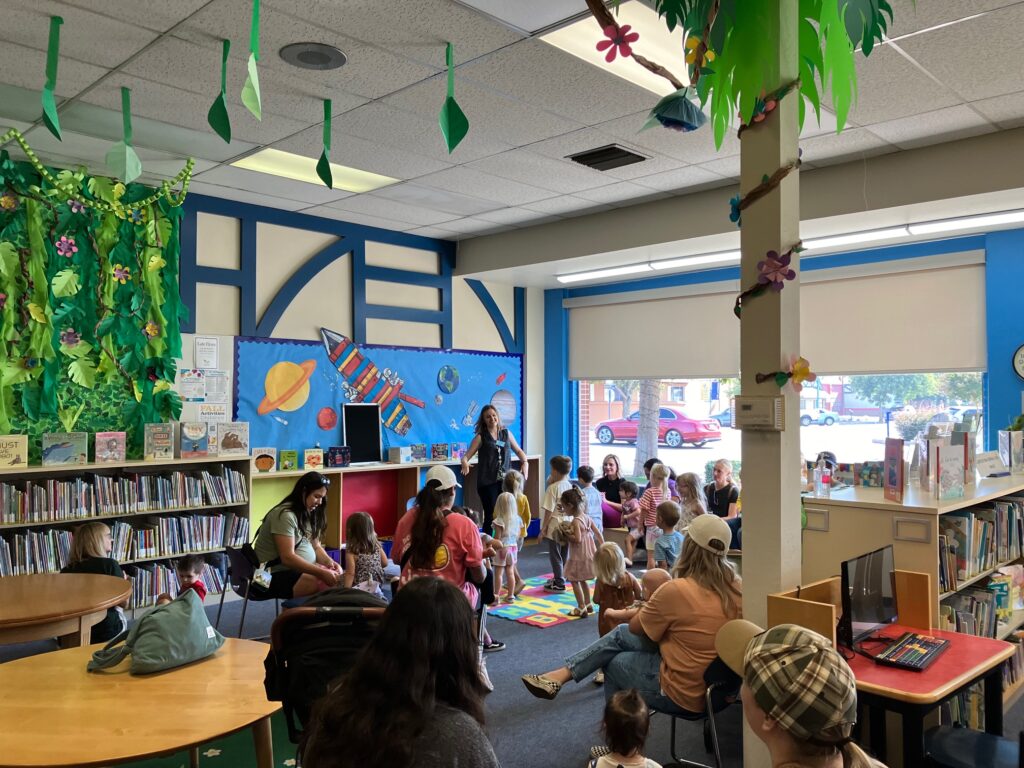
{"left": 766, "top": 570, "right": 934, "bottom": 645}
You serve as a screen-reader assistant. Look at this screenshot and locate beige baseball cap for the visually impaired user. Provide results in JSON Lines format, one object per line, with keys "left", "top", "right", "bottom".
{"left": 425, "top": 464, "right": 461, "bottom": 490}
{"left": 685, "top": 513, "right": 732, "bottom": 552}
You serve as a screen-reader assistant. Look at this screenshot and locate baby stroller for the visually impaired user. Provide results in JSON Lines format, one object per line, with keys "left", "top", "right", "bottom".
{"left": 264, "top": 587, "right": 387, "bottom": 744}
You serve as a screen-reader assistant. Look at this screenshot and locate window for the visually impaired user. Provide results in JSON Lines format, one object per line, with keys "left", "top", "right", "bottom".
{"left": 669, "top": 386, "right": 686, "bottom": 402}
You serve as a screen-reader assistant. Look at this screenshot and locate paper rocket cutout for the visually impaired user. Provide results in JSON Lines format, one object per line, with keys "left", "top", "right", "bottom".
{"left": 316, "top": 99, "right": 332, "bottom": 189}
{"left": 241, "top": 0, "right": 262, "bottom": 120}
{"left": 42, "top": 16, "right": 64, "bottom": 141}
{"left": 208, "top": 39, "right": 232, "bottom": 143}
{"left": 438, "top": 43, "right": 468, "bottom": 153}
{"left": 642, "top": 88, "right": 706, "bottom": 133}
{"left": 105, "top": 87, "right": 142, "bottom": 183}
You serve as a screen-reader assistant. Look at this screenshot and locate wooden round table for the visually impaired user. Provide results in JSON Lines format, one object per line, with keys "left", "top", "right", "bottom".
{"left": 0, "top": 573, "right": 131, "bottom": 647}
{"left": 0, "top": 638, "right": 281, "bottom": 767}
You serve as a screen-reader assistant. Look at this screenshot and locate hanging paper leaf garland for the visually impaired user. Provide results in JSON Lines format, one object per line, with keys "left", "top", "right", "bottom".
{"left": 105, "top": 87, "right": 143, "bottom": 184}
{"left": 438, "top": 43, "right": 469, "bottom": 154}
{"left": 208, "top": 39, "right": 232, "bottom": 143}
{"left": 756, "top": 357, "right": 816, "bottom": 392}
{"left": 316, "top": 99, "right": 332, "bottom": 189}
{"left": 240, "top": 0, "right": 262, "bottom": 120}
{"left": 41, "top": 16, "right": 64, "bottom": 141}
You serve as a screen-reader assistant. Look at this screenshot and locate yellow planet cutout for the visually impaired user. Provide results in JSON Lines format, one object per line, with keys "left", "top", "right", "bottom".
{"left": 258, "top": 360, "right": 317, "bottom": 415}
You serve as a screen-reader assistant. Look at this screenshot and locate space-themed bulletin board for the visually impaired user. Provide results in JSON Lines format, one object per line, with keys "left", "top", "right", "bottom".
{"left": 234, "top": 330, "right": 523, "bottom": 453}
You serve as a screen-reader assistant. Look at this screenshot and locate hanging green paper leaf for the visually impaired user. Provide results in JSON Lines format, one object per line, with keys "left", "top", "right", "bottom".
{"left": 316, "top": 99, "right": 333, "bottom": 189}
{"left": 68, "top": 357, "right": 96, "bottom": 388}
{"left": 438, "top": 43, "right": 469, "bottom": 153}
{"left": 241, "top": 0, "right": 262, "bottom": 120}
{"left": 51, "top": 268, "right": 80, "bottom": 297}
{"left": 208, "top": 39, "right": 232, "bottom": 143}
{"left": 41, "top": 16, "right": 64, "bottom": 140}
{"left": 105, "top": 87, "right": 142, "bottom": 183}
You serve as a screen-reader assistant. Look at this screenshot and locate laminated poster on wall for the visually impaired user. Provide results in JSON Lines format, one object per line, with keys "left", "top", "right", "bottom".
{"left": 233, "top": 332, "right": 523, "bottom": 455}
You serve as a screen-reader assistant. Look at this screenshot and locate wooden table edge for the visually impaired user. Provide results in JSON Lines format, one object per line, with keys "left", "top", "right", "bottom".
{"left": 0, "top": 583, "right": 131, "bottom": 629}
{"left": 855, "top": 644, "right": 1015, "bottom": 704}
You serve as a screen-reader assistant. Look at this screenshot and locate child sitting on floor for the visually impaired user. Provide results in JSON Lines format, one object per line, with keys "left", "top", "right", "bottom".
{"left": 343, "top": 511, "right": 389, "bottom": 600}
{"left": 588, "top": 689, "right": 663, "bottom": 768}
{"left": 157, "top": 554, "right": 208, "bottom": 605}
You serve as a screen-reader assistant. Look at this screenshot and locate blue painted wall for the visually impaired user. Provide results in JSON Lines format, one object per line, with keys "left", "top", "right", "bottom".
{"left": 984, "top": 228, "right": 1024, "bottom": 446}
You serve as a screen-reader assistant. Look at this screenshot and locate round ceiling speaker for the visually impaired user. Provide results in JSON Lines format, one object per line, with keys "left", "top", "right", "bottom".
{"left": 279, "top": 42, "right": 347, "bottom": 71}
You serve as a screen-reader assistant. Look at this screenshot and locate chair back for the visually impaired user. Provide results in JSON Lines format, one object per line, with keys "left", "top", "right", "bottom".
{"left": 703, "top": 656, "right": 741, "bottom": 713}
{"left": 223, "top": 546, "right": 256, "bottom": 595}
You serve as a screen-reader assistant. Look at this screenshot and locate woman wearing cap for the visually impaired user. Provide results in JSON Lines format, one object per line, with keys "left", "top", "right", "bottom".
{"left": 461, "top": 403, "right": 529, "bottom": 536}
{"left": 391, "top": 464, "right": 487, "bottom": 605}
{"left": 522, "top": 514, "right": 742, "bottom": 717}
{"left": 716, "top": 620, "right": 886, "bottom": 768}
{"left": 251, "top": 471, "right": 343, "bottom": 598}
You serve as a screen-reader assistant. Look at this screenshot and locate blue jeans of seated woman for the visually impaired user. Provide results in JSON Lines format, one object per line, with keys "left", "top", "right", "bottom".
{"left": 564, "top": 624, "right": 697, "bottom": 716}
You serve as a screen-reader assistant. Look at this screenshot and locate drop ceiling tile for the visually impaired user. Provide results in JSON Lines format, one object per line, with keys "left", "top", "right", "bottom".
{"left": 598, "top": 112, "right": 744, "bottom": 164}
{"left": 841, "top": 45, "right": 960, "bottom": 126}
{"left": 697, "top": 154, "right": 740, "bottom": 180}
{"left": 371, "top": 182, "right": 503, "bottom": 217}
{"left": 473, "top": 207, "right": 553, "bottom": 225}
{"left": 864, "top": 105, "right": 996, "bottom": 150}
{"left": 61, "top": 0, "right": 209, "bottom": 33}
{"left": 0, "top": 42, "right": 107, "bottom": 100}
{"left": 898, "top": 4, "right": 1024, "bottom": 102}
{"left": 631, "top": 165, "right": 726, "bottom": 193}
{"left": 414, "top": 166, "right": 555, "bottom": 207}
{"left": 174, "top": 0, "right": 441, "bottom": 100}
{"left": 574, "top": 180, "right": 666, "bottom": 204}
{"left": 384, "top": 78, "right": 584, "bottom": 147}
{"left": 21, "top": 126, "right": 202, "bottom": 173}
{"left": 431, "top": 216, "right": 536, "bottom": 234}
{"left": 465, "top": 149, "right": 611, "bottom": 194}
{"left": 271, "top": 0, "right": 523, "bottom": 66}
{"left": 799, "top": 127, "right": 896, "bottom": 166}
{"left": 971, "top": 91, "right": 1024, "bottom": 130}
{"left": 0, "top": 1, "right": 159, "bottom": 68}
{"left": 602, "top": 153, "right": 688, "bottom": 181}
{"left": 886, "top": 0, "right": 1010, "bottom": 36}
{"left": 302, "top": 205, "right": 419, "bottom": 232}
{"left": 405, "top": 225, "right": 460, "bottom": 240}
{"left": 275, "top": 126, "right": 451, "bottom": 180}
{"left": 459, "top": 38, "right": 656, "bottom": 125}
{"left": 196, "top": 165, "right": 354, "bottom": 206}
{"left": 188, "top": 181, "right": 309, "bottom": 211}
{"left": 521, "top": 196, "right": 610, "bottom": 216}
{"left": 324, "top": 194, "right": 459, "bottom": 227}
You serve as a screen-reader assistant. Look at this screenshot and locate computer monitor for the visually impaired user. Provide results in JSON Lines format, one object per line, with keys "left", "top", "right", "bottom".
{"left": 342, "top": 403, "right": 382, "bottom": 464}
{"left": 838, "top": 544, "right": 898, "bottom": 648}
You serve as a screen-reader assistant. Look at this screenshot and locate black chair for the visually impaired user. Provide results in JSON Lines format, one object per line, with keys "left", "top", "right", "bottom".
{"left": 215, "top": 545, "right": 279, "bottom": 638}
{"left": 654, "top": 657, "right": 741, "bottom": 768}
{"left": 926, "top": 726, "right": 1022, "bottom": 768}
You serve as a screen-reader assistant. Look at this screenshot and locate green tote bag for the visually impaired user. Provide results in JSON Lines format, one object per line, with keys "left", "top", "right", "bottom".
{"left": 88, "top": 590, "right": 225, "bottom": 674}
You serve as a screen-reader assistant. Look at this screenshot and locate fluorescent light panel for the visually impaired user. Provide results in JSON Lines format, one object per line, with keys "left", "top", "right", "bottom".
{"left": 557, "top": 263, "right": 652, "bottom": 284}
{"left": 650, "top": 250, "right": 741, "bottom": 270}
{"left": 908, "top": 210, "right": 1024, "bottom": 235}
{"left": 803, "top": 227, "right": 909, "bottom": 250}
{"left": 540, "top": 1, "right": 687, "bottom": 96}
{"left": 232, "top": 148, "right": 399, "bottom": 193}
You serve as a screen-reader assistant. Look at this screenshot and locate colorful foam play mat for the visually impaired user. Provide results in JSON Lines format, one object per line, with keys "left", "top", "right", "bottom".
{"left": 487, "top": 574, "right": 596, "bottom": 628}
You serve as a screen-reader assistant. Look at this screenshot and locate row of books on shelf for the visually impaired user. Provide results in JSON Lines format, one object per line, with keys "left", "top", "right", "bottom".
{"left": 124, "top": 560, "right": 227, "bottom": 610}
{"left": 937, "top": 497, "right": 1024, "bottom": 592}
{"left": 939, "top": 635, "right": 1024, "bottom": 729}
{"left": 0, "top": 467, "right": 248, "bottom": 525}
{"left": 0, "top": 513, "right": 248, "bottom": 577}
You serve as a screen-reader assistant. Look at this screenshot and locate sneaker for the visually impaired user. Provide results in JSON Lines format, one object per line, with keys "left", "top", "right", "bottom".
{"left": 480, "top": 659, "right": 494, "bottom": 693}
{"left": 522, "top": 673, "right": 562, "bottom": 700}
{"left": 590, "top": 745, "right": 611, "bottom": 759}
{"left": 483, "top": 640, "right": 506, "bottom": 653}
{"left": 544, "top": 583, "right": 566, "bottom": 592}
{"left": 594, "top": 670, "right": 605, "bottom": 685}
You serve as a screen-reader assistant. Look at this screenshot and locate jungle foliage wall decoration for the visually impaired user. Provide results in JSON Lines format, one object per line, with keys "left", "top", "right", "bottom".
{"left": 0, "top": 151, "right": 185, "bottom": 461}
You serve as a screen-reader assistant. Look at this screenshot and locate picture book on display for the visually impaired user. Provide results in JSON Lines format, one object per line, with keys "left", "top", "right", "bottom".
{"left": 252, "top": 447, "right": 277, "bottom": 473}
{"left": 216, "top": 422, "right": 250, "bottom": 456}
{"left": 279, "top": 450, "right": 299, "bottom": 471}
{"left": 883, "top": 438, "right": 904, "bottom": 503}
{"left": 431, "top": 443, "right": 450, "bottom": 461}
{"left": 95, "top": 431, "right": 126, "bottom": 463}
{"left": 144, "top": 423, "right": 175, "bottom": 461}
{"left": 304, "top": 448, "right": 324, "bottom": 470}
{"left": 41, "top": 432, "right": 88, "bottom": 465}
{"left": 858, "top": 461, "right": 884, "bottom": 488}
{"left": 937, "top": 444, "right": 966, "bottom": 501}
{"left": 327, "top": 446, "right": 350, "bottom": 467}
{"left": 176, "top": 422, "right": 209, "bottom": 459}
{"left": 0, "top": 435, "right": 28, "bottom": 468}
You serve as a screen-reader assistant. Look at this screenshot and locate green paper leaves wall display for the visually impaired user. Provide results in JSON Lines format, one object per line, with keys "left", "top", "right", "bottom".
{"left": 105, "top": 87, "right": 143, "bottom": 183}
{"left": 208, "top": 39, "right": 232, "bottom": 143}
{"left": 41, "top": 16, "right": 63, "bottom": 140}
{"left": 438, "top": 43, "right": 469, "bottom": 153}
{"left": 317, "top": 99, "right": 333, "bottom": 189}
{"left": 241, "top": 0, "right": 262, "bottom": 120}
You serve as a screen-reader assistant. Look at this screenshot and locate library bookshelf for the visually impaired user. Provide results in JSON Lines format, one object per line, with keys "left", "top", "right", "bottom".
{"left": 0, "top": 456, "right": 252, "bottom": 611}
{"left": 802, "top": 475, "right": 1024, "bottom": 711}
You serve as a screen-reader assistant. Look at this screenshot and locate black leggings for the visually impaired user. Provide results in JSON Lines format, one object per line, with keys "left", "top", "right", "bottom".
{"left": 478, "top": 481, "right": 503, "bottom": 534}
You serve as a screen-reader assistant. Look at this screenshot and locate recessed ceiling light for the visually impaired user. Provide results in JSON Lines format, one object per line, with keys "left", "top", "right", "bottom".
{"left": 557, "top": 263, "right": 652, "bottom": 284}
{"left": 231, "top": 148, "right": 398, "bottom": 193}
{"left": 279, "top": 42, "right": 347, "bottom": 71}
{"left": 803, "top": 227, "right": 910, "bottom": 250}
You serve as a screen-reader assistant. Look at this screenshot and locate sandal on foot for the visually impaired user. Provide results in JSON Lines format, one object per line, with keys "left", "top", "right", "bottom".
{"left": 594, "top": 670, "right": 605, "bottom": 685}
{"left": 522, "top": 674, "right": 562, "bottom": 700}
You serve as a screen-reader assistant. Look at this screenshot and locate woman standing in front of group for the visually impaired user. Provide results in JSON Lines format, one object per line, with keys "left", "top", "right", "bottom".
{"left": 461, "top": 404, "right": 528, "bottom": 534}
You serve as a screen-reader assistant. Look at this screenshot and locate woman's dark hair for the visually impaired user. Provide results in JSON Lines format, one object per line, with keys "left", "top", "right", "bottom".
{"left": 602, "top": 689, "right": 651, "bottom": 757}
{"left": 643, "top": 457, "right": 677, "bottom": 481}
{"left": 280, "top": 471, "right": 329, "bottom": 540}
{"left": 408, "top": 480, "right": 457, "bottom": 570}
{"left": 301, "top": 577, "right": 486, "bottom": 768}
{"left": 473, "top": 403, "right": 501, "bottom": 435}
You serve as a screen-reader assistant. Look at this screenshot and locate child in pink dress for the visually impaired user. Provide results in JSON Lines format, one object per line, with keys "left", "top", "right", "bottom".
{"left": 561, "top": 486, "right": 605, "bottom": 617}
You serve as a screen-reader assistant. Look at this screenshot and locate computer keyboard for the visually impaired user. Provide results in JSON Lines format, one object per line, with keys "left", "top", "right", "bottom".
{"left": 870, "top": 632, "right": 950, "bottom": 671}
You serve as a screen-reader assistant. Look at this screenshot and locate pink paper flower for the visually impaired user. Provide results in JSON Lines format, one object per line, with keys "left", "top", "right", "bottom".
{"left": 60, "top": 328, "right": 81, "bottom": 347}
{"left": 112, "top": 264, "right": 131, "bottom": 284}
{"left": 757, "top": 249, "right": 796, "bottom": 292}
{"left": 56, "top": 236, "right": 78, "bottom": 258}
{"left": 596, "top": 24, "right": 639, "bottom": 63}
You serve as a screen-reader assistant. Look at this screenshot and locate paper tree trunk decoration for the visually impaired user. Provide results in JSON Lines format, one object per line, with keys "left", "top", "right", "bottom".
{"left": 241, "top": 0, "right": 262, "bottom": 120}
{"left": 41, "top": 16, "right": 63, "bottom": 140}
{"left": 316, "top": 99, "right": 332, "bottom": 189}
{"left": 438, "top": 43, "right": 468, "bottom": 153}
{"left": 105, "top": 87, "right": 142, "bottom": 183}
{"left": 208, "top": 39, "right": 232, "bottom": 143}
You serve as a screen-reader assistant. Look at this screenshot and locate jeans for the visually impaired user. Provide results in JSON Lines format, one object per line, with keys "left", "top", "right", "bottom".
{"left": 564, "top": 624, "right": 696, "bottom": 716}
{"left": 726, "top": 517, "right": 741, "bottom": 550}
{"left": 545, "top": 537, "right": 567, "bottom": 587}
{"left": 478, "top": 481, "right": 503, "bottom": 534}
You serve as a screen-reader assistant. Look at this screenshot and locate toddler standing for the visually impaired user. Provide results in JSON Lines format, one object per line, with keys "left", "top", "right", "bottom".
{"left": 638, "top": 463, "right": 670, "bottom": 569}
{"left": 591, "top": 543, "right": 643, "bottom": 684}
{"left": 343, "top": 511, "right": 389, "bottom": 600}
{"left": 562, "top": 486, "right": 604, "bottom": 617}
{"left": 491, "top": 492, "right": 522, "bottom": 602}
{"left": 503, "top": 469, "right": 531, "bottom": 597}
{"left": 618, "top": 480, "right": 641, "bottom": 567}
{"left": 653, "top": 501, "right": 684, "bottom": 570}
{"left": 577, "top": 465, "right": 604, "bottom": 537}
{"left": 541, "top": 455, "right": 573, "bottom": 592}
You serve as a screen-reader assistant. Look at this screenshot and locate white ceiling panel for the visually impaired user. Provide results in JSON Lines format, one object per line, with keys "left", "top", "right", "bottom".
{"left": 697, "top": 154, "right": 741, "bottom": 180}
{"left": 866, "top": 104, "right": 996, "bottom": 150}
{"left": 473, "top": 206, "right": 555, "bottom": 225}
{"left": 971, "top": 91, "right": 1024, "bottom": 130}
{"left": 428, "top": 215, "right": 531, "bottom": 234}
{"left": 61, "top": 0, "right": 209, "bottom": 33}
{"left": 370, "top": 182, "right": 503, "bottom": 216}
{"left": 601, "top": 153, "right": 689, "bottom": 181}
{"left": 575, "top": 180, "right": 671, "bottom": 204}
{"left": 521, "top": 196, "right": 610, "bottom": 216}
{"left": 842, "top": 45, "right": 960, "bottom": 126}
{"left": 188, "top": 181, "right": 310, "bottom": 210}
{"left": 301, "top": 205, "right": 421, "bottom": 232}
{"left": 0, "top": 40, "right": 108, "bottom": 100}
{"left": 886, "top": 0, "right": 1011, "bottom": 36}
{"left": 323, "top": 194, "right": 460, "bottom": 227}
{"left": 799, "top": 127, "right": 896, "bottom": 166}
{"left": 631, "top": 165, "right": 727, "bottom": 193}
{"left": 465, "top": 149, "right": 613, "bottom": 194}
{"left": 21, "top": 125, "right": 198, "bottom": 168}
{"left": 404, "top": 225, "right": 460, "bottom": 239}
{"left": 414, "top": 165, "right": 556, "bottom": 206}
{"left": 195, "top": 165, "right": 354, "bottom": 205}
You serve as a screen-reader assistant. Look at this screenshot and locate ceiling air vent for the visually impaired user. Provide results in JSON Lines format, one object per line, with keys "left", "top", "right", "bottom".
{"left": 567, "top": 144, "right": 648, "bottom": 171}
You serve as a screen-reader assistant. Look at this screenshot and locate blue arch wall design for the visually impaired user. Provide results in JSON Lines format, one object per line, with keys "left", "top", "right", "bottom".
{"left": 546, "top": 231, "right": 1023, "bottom": 465}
